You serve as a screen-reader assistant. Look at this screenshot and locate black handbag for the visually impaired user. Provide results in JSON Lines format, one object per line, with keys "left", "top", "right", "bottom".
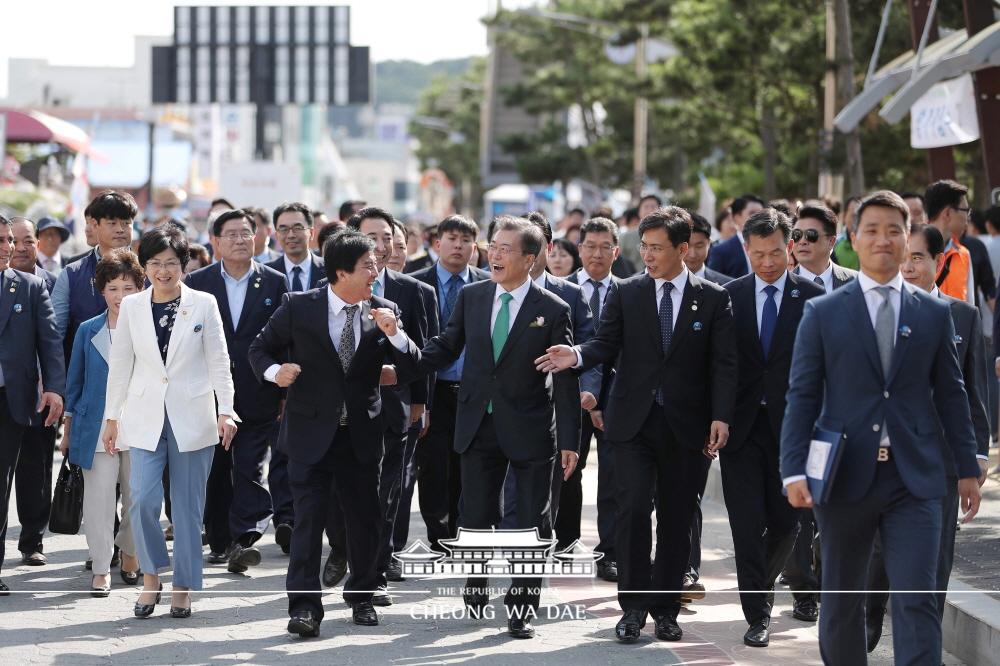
{"left": 49, "top": 457, "right": 85, "bottom": 535}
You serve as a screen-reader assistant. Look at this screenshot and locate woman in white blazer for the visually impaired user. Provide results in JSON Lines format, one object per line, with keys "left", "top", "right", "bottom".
{"left": 104, "top": 225, "right": 238, "bottom": 619}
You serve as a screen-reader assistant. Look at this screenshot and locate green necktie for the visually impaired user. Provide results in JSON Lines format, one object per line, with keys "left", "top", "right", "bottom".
{"left": 488, "top": 292, "right": 513, "bottom": 413}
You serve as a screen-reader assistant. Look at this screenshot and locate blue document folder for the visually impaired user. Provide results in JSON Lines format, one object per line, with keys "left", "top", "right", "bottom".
{"left": 806, "top": 426, "right": 844, "bottom": 506}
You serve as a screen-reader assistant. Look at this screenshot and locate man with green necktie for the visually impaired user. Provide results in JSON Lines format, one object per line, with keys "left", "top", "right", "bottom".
{"left": 413, "top": 216, "right": 580, "bottom": 640}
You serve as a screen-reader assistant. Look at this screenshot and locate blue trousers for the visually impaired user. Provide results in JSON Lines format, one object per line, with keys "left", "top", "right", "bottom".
{"left": 129, "top": 417, "right": 215, "bottom": 590}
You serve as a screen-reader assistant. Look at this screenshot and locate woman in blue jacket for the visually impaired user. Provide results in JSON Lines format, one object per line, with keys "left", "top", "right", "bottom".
{"left": 62, "top": 250, "right": 144, "bottom": 596}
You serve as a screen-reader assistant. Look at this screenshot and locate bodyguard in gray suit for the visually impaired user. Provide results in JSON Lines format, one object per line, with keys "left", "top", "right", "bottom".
{"left": 0, "top": 217, "right": 65, "bottom": 594}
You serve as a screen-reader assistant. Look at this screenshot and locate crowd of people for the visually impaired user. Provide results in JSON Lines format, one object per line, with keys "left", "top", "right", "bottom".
{"left": 0, "top": 180, "right": 995, "bottom": 663}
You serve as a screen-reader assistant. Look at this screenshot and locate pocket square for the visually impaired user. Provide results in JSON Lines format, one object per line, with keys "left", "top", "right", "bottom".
{"left": 529, "top": 316, "right": 546, "bottom": 328}
{"left": 194, "top": 324, "right": 203, "bottom": 333}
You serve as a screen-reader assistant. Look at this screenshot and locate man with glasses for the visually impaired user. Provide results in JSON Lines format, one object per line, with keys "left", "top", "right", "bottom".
{"left": 267, "top": 202, "right": 325, "bottom": 293}
{"left": 186, "top": 209, "right": 288, "bottom": 573}
{"left": 52, "top": 191, "right": 137, "bottom": 365}
{"left": 791, "top": 205, "right": 858, "bottom": 295}
{"left": 925, "top": 180, "right": 975, "bottom": 303}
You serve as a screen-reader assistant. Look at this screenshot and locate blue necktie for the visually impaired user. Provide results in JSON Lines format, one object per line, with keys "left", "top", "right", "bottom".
{"left": 290, "top": 266, "right": 303, "bottom": 292}
{"left": 760, "top": 284, "right": 778, "bottom": 359}
{"left": 655, "top": 282, "right": 674, "bottom": 405}
{"left": 442, "top": 273, "right": 462, "bottom": 325}
{"left": 589, "top": 279, "right": 603, "bottom": 332}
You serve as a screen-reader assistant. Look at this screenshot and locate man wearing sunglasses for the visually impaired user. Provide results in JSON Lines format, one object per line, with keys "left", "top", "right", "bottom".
{"left": 791, "top": 205, "right": 858, "bottom": 295}
{"left": 925, "top": 180, "right": 975, "bottom": 304}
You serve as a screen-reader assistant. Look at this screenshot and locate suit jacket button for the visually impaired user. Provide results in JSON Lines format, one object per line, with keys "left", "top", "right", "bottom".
{"left": 883, "top": 391, "right": 889, "bottom": 398}
{"left": 162, "top": 377, "right": 168, "bottom": 384}
{"left": 872, "top": 423, "right": 880, "bottom": 432}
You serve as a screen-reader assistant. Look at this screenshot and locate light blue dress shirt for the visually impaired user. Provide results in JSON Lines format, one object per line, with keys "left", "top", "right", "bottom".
{"left": 220, "top": 262, "right": 253, "bottom": 330}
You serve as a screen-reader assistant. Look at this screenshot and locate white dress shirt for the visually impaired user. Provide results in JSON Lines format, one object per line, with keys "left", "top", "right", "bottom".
{"left": 491, "top": 277, "right": 533, "bottom": 335}
{"left": 797, "top": 263, "right": 834, "bottom": 294}
{"left": 532, "top": 273, "right": 548, "bottom": 290}
{"left": 37, "top": 248, "right": 63, "bottom": 275}
{"left": 264, "top": 286, "right": 409, "bottom": 383}
{"left": 754, "top": 271, "right": 787, "bottom": 332}
{"left": 283, "top": 254, "right": 313, "bottom": 290}
{"left": 694, "top": 265, "right": 707, "bottom": 280}
{"left": 220, "top": 262, "right": 252, "bottom": 330}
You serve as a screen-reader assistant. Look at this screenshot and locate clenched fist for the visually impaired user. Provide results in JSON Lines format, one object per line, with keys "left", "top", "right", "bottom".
{"left": 371, "top": 307, "right": 400, "bottom": 336}
{"left": 275, "top": 363, "right": 302, "bottom": 387}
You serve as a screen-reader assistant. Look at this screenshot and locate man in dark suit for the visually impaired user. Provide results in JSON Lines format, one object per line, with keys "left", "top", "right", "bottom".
{"left": 685, "top": 212, "right": 732, "bottom": 286}
{"left": 7, "top": 217, "right": 58, "bottom": 566}
{"left": 537, "top": 206, "right": 737, "bottom": 643}
{"left": 0, "top": 216, "right": 65, "bottom": 593}
{"left": 265, "top": 202, "right": 325, "bottom": 564}
{"left": 186, "top": 209, "right": 288, "bottom": 572}
{"left": 413, "top": 216, "right": 580, "bottom": 639}
{"left": 707, "top": 194, "right": 764, "bottom": 279}
{"left": 782, "top": 203, "right": 858, "bottom": 622}
{"left": 722, "top": 209, "right": 824, "bottom": 647}
{"left": 249, "top": 231, "right": 420, "bottom": 637}
{"left": 780, "top": 191, "right": 982, "bottom": 665}
{"left": 408, "top": 215, "right": 489, "bottom": 549}
{"left": 336, "top": 207, "right": 438, "bottom": 605}
{"left": 865, "top": 223, "right": 991, "bottom": 651}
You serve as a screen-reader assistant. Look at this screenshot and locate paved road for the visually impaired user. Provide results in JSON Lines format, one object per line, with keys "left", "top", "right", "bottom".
{"left": 0, "top": 450, "right": 973, "bottom": 664}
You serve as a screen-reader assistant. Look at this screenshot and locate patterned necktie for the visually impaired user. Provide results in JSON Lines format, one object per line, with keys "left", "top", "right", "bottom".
{"left": 488, "top": 293, "right": 514, "bottom": 414}
{"left": 339, "top": 305, "right": 358, "bottom": 373}
{"left": 759, "top": 285, "right": 778, "bottom": 359}
{"left": 655, "top": 282, "right": 674, "bottom": 405}
{"left": 589, "top": 279, "right": 603, "bottom": 331}
{"left": 874, "top": 286, "right": 895, "bottom": 376}
{"left": 814, "top": 276, "right": 824, "bottom": 288}
{"left": 291, "top": 266, "right": 303, "bottom": 292}
{"left": 442, "top": 273, "right": 462, "bottom": 326}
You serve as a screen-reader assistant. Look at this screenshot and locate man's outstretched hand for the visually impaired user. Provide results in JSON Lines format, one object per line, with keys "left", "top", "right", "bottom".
{"left": 534, "top": 345, "right": 577, "bottom": 373}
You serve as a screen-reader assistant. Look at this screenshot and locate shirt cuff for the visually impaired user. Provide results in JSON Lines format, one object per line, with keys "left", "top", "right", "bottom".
{"left": 782, "top": 475, "right": 807, "bottom": 487}
{"left": 573, "top": 346, "right": 583, "bottom": 369}
{"left": 264, "top": 364, "right": 281, "bottom": 383}
{"left": 63, "top": 412, "right": 73, "bottom": 419}
{"left": 977, "top": 455, "right": 989, "bottom": 461}
{"left": 388, "top": 329, "right": 409, "bottom": 352}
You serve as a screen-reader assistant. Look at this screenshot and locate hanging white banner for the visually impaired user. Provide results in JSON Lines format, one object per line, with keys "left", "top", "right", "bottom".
{"left": 910, "top": 73, "right": 980, "bottom": 149}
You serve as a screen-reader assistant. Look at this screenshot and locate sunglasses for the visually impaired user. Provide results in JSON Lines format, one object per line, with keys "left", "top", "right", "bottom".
{"left": 791, "top": 228, "right": 825, "bottom": 243}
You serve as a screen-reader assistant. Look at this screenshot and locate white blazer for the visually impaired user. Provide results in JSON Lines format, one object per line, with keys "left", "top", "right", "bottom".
{"left": 104, "top": 282, "right": 238, "bottom": 452}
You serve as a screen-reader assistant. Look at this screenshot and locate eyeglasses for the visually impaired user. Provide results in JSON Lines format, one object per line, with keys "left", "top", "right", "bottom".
{"left": 791, "top": 228, "right": 827, "bottom": 243}
{"left": 220, "top": 231, "right": 254, "bottom": 242}
{"left": 146, "top": 259, "right": 182, "bottom": 271}
{"left": 487, "top": 243, "right": 522, "bottom": 258}
{"left": 276, "top": 224, "right": 310, "bottom": 235}
{"left": 579, "top": 242, "right": 616, "bottom": 255}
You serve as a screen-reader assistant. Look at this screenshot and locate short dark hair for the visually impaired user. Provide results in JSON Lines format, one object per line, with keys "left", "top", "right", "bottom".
{"left": 348, "top": 206, "right": 397, "bottom": 232}
{"left": 924, "top": 180, "right": 969, "bottom": 221}
{"left": 984, "top": 206, "right": 1000, "bottom": 233}
{"left": 579, "top": 217, "right": 619, "bottom": 245}
{"left": 437, "top": 214, "right": 479, "bottom": 239}
{"left": 211, "top": 197, "right": 235, "bottom": 209}
{"left": 855, "top": 190, "right": 910, "bottom": 230}
{"left": 624, "top": 207, "right": 640, "bottom": 224}
{"left": 138, "top": 224, "right": 190, "bottom": 266}
{"left": 796, "top": 205, "right": 838, "bottom": 237}
{"left": 212, "top": 208, "right": 257, "bottom": 237}
{"left": 187, "top": 242, "right": 211, "bottom": 268}
{"left": 317, "top": 220, "right": 347, "bottom": 253}
{"left": 568, "top": 207, "right": 587, "bottom": 218}
{"left": 688, "top": 212, "right": 712, "bottom": 240}
{"left": 272, "top": 202, "right": 314, "bottom": 228}
{"left": 94, "top": 248, "right": 145, "bottom": 292}
{"left": 491, "top": 215, "right": 544, "bottom": 258}
{"left": 744, "top": 208, "right": 792, "bottom": 244}
{"left": 526, "top": 211, "right": 553, "bottom": 243}
{"left": 911, "top": 223, "right": 945, "bottom": 258}
{"left": 731, "top": 194, "right": 765, "bottom": 217}
{"left": 768, "top": 199, "right": 793, "bottom": 217}
{"left": 338, "top": 200, "right": 366, "bottom": 222}
{"left": 84, "top": 190, "right": 139, "bottom": 221}
{"left": 638, "top": 206, "right": 692, "bottom": 247}
{"left": 900, "top": 192, "right": 925, "bottom": 205}
{"left": 323, "top": 230, "right": 375, "bottom": 284}
{"left": 639, "top": 194, "right": 662, "bottom": 208}
{"left": 714, "top": 207, "right": 732, "bottom": 231}
{"left": 245, "top": 206, "right": 271, "bottom": 228}
{"left": 970, "top": 208, "right": 987, "bottom": 235}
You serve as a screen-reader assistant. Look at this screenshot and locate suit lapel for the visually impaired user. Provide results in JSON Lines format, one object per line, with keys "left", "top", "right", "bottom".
{"left": 886, "top": 286, "right": 916, "bottom": 386}
{"left": 0, "top": 268, "right": 19, "bottom": 336}
{"left": 356, "top": 299, "right": 377, "bottom": 361}
{"left": 496, "top": 284, "right": 542, "bottom": 368}
{"left": 208, "top": 264, "right": 236, "bottom": 336}
{"left": 91, "top": 313, "right": 111, "bottom": 363}
{"left": 666, "top": 274, "right": 701, "bottom": 360}
{"left": 235, "top": 265, "right": 265, "bottom": 334}
{"left": 165, "top": 284, "right": 196, "bottom": 368}
{"left": 772, "top": 274, "right": 803, "bottom": 360}
{"left": 638, "top": 274, "right": 662, "bottom": 355}
{"left": 845, "top": 281, "right": 885, "bottom": 380}
{"left": 133, "top": 289, "right": 161, "bottom": 364}
{"left": 740, "top": 279, "right": 765, "bottom": 362}
{"left": 312, "top": 288, "right": 342, "bottom": 372}
{"left": 309, "top": 254, "right": 324, "bottom": 288}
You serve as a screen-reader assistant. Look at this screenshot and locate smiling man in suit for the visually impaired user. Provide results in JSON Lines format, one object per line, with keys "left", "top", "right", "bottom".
{"left": 186, "top": 209, "right": 288, "bottom": 572}
{"left": 536, "top": 206, "right": 737, "bottom": 643}
{"left": 780, "top": 191, "right": 982, "bottom": 665}
{"left": 413, "top": 216, "right": 580, "bottom": 639}
{"left": 707, "top": 194, "right": 764, "bottom": 279}
{"left": 722, "top": 209, "right": 824, "bottom": 647}
{"left": 249, "top": 231, "right": 420, "bottom": 638}
{"left": 0, "top": 216, "right": 65, "bottom": 594}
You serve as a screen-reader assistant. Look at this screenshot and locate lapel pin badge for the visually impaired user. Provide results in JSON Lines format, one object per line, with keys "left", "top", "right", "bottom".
{"left": 194, "top": 324, "right": 203, "bottom": 333}
{"left": 953, "top": 334, "right": 963, "bottom": 344}
{"left": 899, "top": 325, "right": 912, "bottom": 338}
{"left": 693, "top": 321, "right": 703, "bottom": 331}
{"left": 13, "top": 303, "right": 22, "bottom": 313}
{"left": 265, "top": 298, "right": 272, "bottom": 306}
{"left": 791, "top": 289, "right": 800, "bottom": 298}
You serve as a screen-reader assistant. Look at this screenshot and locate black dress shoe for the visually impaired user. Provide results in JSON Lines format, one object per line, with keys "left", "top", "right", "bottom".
{"left": 0, "top": 579, "right": 9, "bottom": 596}
{"left": 596, "top": 560, "right": 618, "bottom": 582}
{"left": 170, "top": 592, "right": 192, "bottom": 618}
{"left": 866, "top": 611, "right": 884, "bottom": 653}
{"left": 322, "top": 553, "right": 348, "bottom": 587}
{"left": 206, "top": 551, "right": 228, "bottom": 565}
{"left": 654, "top": 614, "right": 683, "bottom": 641}
{"left": 227, "top": 544, "right": 262, "bottom": 574}
{"left": 386, "top": 560, "right": 405, "bottom": 582}
{"left": 744, "top": 621, "right": 770, "bottom": 647}
{"left": 615, "top": 610, "right": 646, "bottom": 642}
{"left": 463, "top": 591, "right": 490, "bottom": 619}
{"left": 792, "top": 599, "right": 819, "bottom": 622}
{"left": 85, "top": 558, "right": 92, "bottom": 570}
{"left": 274, "top": 523, "right": 293, "bottom": 555}
{"left": 508, "top": 618, "right": 535, "bottom": 639}
{"left": 352, "top": 601, "right": 379, "bottom": 626}
{"left": 21, "top": 551, "right": 46, "bottom": 566}
{"left": 287, "top": 610, "right": 320, "bottom": 638}
{"left": 120, "top": 567, "right": 141, "bottom": 586}
{"left": 681, "top": 575, "right": 706, "bottom": 602}
{"left": 134, "top": 583, "right": 163, "bottom": 618}
{"left": 372, "top": 585, "right": 393, "bottom": 607}
{"left": 90, "top": 576, "right": 111, "bottom": 598}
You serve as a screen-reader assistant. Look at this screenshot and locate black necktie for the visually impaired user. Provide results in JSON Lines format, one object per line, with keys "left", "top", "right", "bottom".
{"left": 291, "top": 266, "right": 303, "bottom": 292}
{"left": 814, "top": 275, "right": 824, "bottom": 288}
{"left": 655, "top": 282, "right": 674, "bottom": 405}
{"left": 588, "top": 279, "right": 603, "bottom": 331}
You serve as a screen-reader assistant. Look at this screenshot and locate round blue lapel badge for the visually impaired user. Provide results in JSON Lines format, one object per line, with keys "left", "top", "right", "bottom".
{"left": 194, "top": 324, "right": 203, "bottom": 333}
{"left": 265, "top": 298, "right": 273, "bottom": 306}
{"left": 13, "top": 303, "right": 22, "bottom": 313}
{"left": 899, "top": 325, "right": 912, "bottom": 338}
{"left": 693, "top": 321, "right": 703, "bottom": 331}
{"left": 791, "top": 289, "right": 800, "bottom": 298}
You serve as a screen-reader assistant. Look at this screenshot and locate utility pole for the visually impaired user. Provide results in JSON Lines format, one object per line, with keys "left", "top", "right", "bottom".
{"left": 907, "top": 0, "right": 956, "bottom": 181}
{"left": 632, "top": 22, "right": 649, "bottom": 203}
{"left": 963, "top": 0, "right": 1000, "bottom": 194}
